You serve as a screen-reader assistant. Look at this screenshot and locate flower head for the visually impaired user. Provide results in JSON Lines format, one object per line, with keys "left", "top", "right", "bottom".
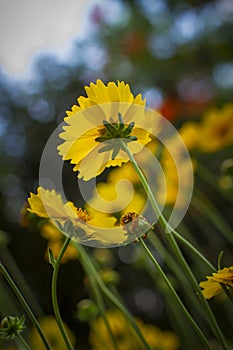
{"left": 27, "top": 187, "right": 143, "bottom": 247}
{"left": 27, "top": 187, "right": 95, "bottom": 244}
{"left": 199, "top": 266, "right": 233, "bottom": 299}
{"left": 57, "top": 80, "right": 151, "bottom": 180}
{"left": 0, "top": 315, "right": 25, "bottom": 341}
{"left": 197, "top": 103, "right": 233, "bottom": 153}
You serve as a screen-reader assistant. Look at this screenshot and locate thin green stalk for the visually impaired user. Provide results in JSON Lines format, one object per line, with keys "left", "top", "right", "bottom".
{"left": 16, "top": 333, "right": 32, "bottom": 350}
{"left": 0, "top": 263, "right": 52, "bottom": 350}
{"left": 148, "top": 234, "right": 207, "bottom": 316}
{"left": 121, "top": 142, "right": 215, "bottom": 271}
{"left": 80, "top": 256, "right": 118, "bottom": 350}
{"left": 121, "top": 143, "right": 229, "bottom": 349}
{"left": 221, "top": 285, "right": 233, "bottom": 304}
{"left": 146, "top": 235, "right": 209, "bottom": 346}
{"left": 197, "top": 162, "right": 233, "bottom": 205}
{"left": 192, "top": 191, "right": 233, "bottom": 245}
{"left": 171, "top": 230, "right": 216, "bottom": 272}
{"left": 165, "top": 232, "right": 229, "bottom": 350}
{"left": 51, "top": 237, "right": 74, "bottom": 350}
{"left": 74, "top": 243, "right": 152, "bottom": 350}
{"left": 139, "top": 238, "right": 212, "bottom": 350}
{"left": 0, "top": 247, "right": 44, "bottom": 317}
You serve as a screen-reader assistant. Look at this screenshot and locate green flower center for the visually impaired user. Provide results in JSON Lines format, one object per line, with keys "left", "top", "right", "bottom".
{"left": 95, "top": 113, "right": 137, "bottom": 160}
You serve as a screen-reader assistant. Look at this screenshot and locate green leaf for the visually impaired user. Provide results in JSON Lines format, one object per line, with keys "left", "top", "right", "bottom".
{"left": 48, "top": 248, "right": 56, "bottom": 267}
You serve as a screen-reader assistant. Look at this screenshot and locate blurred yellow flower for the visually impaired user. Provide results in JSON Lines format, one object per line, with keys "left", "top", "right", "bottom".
{"left": 86, "top": 179, "right": 146, "bottom": 228}
{"left": 199, "top": 266, "right": 233, "bottom": 299}
{"left": 57, "top": 80, "right": 151, "bottom": 180}
{"left": 89, "top": 309, "right": 179, "bottom": 350}
{"left": 28, "top": 315, "right": 75, "bottom": 350}
{"left": 156, "top": 150, "right": 193, "bottom": 207}
{"left": 179, "top": 122, "right": 200, "bottom": 151}
{"left": 107, "top": 161, "right": 139, "bottom": 185}
{"left": 197, "top": 103, "right": 233, "bottom": 153}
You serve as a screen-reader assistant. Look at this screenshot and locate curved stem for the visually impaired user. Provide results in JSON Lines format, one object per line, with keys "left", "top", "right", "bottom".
{"left": 0, "top": 263, "right": 52, "bottom": 350}
{"left": 139, "top": 238, "right": 212, "bottom": 350}
{"left": 51, "top": 237, "right": 74, "bottom": 350}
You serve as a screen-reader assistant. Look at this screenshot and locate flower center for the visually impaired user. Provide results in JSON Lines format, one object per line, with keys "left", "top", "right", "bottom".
{"left": 95, "top": 113, "right": 137, "bottom": 160}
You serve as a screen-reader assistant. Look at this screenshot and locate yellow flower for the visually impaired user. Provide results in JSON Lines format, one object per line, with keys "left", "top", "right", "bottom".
{"left": 179, "top": 122, "right": 200, "bottom": 151}
{"left": 27, "top": 187, "right": 95, "bottom": 244}
{"left": 86, "top": 179, "right": 146, "bottom": 227}
{"left": 27, "top": 187, "right": 139, "bottom": 247}
{"left": 199, "top": 266, "right": 233, "bottom": 299}
{"left": 28, "top": 316, "right": 75, "bottom": 350}
{"left": 107, "top": 161, "right": 139, "bottom": 185}
{"left": 27, "top": 187, "right": 80, "bottom": 222}
{"left": 57, "top": 80, "right": 151, "bottom": 180}
{"left": 197, "top": 103, "right": 233, "bottom": 152}
{"left": 41, "top": 223, "right": 79, "bottom": 263}
{"left": 156, "top": 149, "right": 193, "bottom": 207}
{"left": 89, "top": 309, "right": 179, "bottom": 350}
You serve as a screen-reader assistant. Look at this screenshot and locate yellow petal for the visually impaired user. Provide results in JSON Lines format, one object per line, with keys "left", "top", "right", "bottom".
{"left": 199, "top": 278, "right": 222, "bottom": 299}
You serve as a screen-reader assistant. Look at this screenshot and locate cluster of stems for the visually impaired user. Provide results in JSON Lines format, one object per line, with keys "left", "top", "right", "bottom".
{"left": 1, "top": 140, "right": 232, "bottom": 350}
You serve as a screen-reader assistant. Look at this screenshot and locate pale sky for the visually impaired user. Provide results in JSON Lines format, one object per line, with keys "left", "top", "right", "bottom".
{"left": 0, "top": 0, "right": 93, "bottom": 76}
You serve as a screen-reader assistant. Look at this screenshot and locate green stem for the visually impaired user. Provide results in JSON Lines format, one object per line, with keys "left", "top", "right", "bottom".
{"left": 16, "top": 333, "right": 32, "bottom": 350}
{"left": 51, "top": 237, "right": 74, "bottom": 350}
{"left": 121, "top": 142, "right": 229, "bottom": 350}
{"left": 147, "top": 234, "right": 210, "bottom": 344}
{"left": 165, "top": 233, "right": 229, "bottom": 350}
{"left": 75, "top": 243, "right": 152, "bottom": 350}
{"left": 80, "top": 256, "right": 118, "bottom": 350}
{"left": 192, "top": 191, "right": 233, "bottom": 245}
{"left": 0, "top": 247, "right": 44, "bottom": 317}
{"left": 139, "top": 238, "right": 211, "bottom": 350}
{"left": 197, "top": 162, "right": 233, "bottom": 205}
{"left": 0, "top": 263, "right": 52, "bottom": 350}
{"left": 171, "top": 230, "right": 216, "bottom": 272}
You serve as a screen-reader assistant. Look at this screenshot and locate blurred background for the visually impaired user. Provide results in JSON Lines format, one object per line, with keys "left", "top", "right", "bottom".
{"left": 0, "top": 0, "right": 233, "bottom": 349}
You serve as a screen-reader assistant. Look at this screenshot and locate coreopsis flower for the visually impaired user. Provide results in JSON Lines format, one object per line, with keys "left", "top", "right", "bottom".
{"left": 27, "top": 187, "right": 146, "bottom": 247}
{"left": 199, "top": 266, "right": 233, "bottom": 299}
{"left": 89, "top": 309, "right": 179, "bottom": 350}
{"left": 27, "top": 187, "right": 95, "bottom": 244}
{"left": 28, "top": 316, "right": 75, "bottom": 350}
{"left": 57, "top": 80, "right": 152, "bottom": 180}
{"left": 197, "top": 103, "right": 233, "bottom": 153}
